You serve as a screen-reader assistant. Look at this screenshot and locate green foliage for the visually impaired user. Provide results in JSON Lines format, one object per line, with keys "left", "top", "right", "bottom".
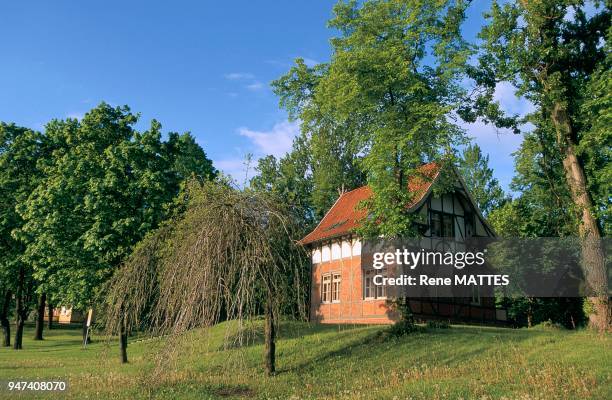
{"left": 498, "top": 297, "right": 586, "bottom": 329}
{"left": 105, "top": 180, "right": 309, "bottom": 343}
{"left": 12, "top": 103, "right": 215, "bottom": 309}
{"left": 458, "top": 143, "right": 506, "bottom": 216}
{"left": 532, "top": 319, "right": 566, "bottom": 331}
{"left": 384, "top": 297, "right": 422, "bottom": 337}
{"left": 426, "top": 319, "right": 451, "bottom": 329}
{"left": 274, "top": 0, "right": 472, "bottom": 236}
{"left": 0, "top": 123, "right": 47, "bottom": 315}
{"left": 472, "top": 0, "right": 610, "bottom": 235}
{"left": 250, "top": 135, "right": 316, "bottom": 229}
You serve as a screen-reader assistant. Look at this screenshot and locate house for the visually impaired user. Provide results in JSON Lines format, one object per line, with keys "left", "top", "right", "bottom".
{"left": 300, "top": 162, "right": 507, "bottom": 325}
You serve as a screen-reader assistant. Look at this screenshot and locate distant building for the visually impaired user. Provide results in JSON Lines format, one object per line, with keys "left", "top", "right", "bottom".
{"left": 300, "top": 162, "right": 507, "bottom": 325}
{"left": 44, "top": 306, "right": 85, "bottom": 324}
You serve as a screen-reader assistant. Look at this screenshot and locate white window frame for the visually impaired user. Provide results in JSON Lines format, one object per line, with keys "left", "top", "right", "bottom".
{"left": 363, "top": 268, "right": 387, "bottom": 300}
{"left": 322, "top": 274, "right": 332, "bottom": 303}
{"left": 332, "top": 273, "right": 341, "bottom": 303}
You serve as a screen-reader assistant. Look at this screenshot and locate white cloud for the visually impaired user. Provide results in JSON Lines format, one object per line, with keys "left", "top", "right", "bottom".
{"left": 238, "top": 120, "right": 299, "bottom": 158}
{"left": 493, "top": 81, "right": 535, "bottom": 116}
{"left": 460, "top": 118, "right": 525, "bottom": 193}
{"left": 224, "top": 72, "right": 254, "bottom": 80}
{"left": 246, "top": 81, "right": 264, "bottom": 91}
{"left": 214, "top": 157, "right": 252, "bottom": 184}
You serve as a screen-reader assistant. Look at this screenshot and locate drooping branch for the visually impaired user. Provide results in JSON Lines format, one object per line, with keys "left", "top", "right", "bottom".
{"left": 104, "top": 180, "right": 308, "bottom": 372}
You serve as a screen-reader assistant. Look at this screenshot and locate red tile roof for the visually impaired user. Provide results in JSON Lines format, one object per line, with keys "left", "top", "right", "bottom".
{"left": 300, "top": 162, "right": 441, "bottom": 245}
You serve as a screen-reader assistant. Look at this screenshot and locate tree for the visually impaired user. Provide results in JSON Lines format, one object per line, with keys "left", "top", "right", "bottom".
{"left": 274, "top": 0, "right": 471, "bottom": 237}
{"left": 105, "top": 180, "right": 307, "bottom": 375}
{"left": 0, "top": 123, "right": 47, "bottom": 349}
{"left": 458, "top": 143, "right": 506, "bottom": 216}
{"left": 473, "top": 0, "right": 610, "bottom": 329}
{"left": 16, "top": 103, "right": 216, "bottom": 335}
{"left": 250, "top": 133, "right": 316, "bottom": 228}
{"left": 488, "top": 127, "right": 587, "bottom": 329}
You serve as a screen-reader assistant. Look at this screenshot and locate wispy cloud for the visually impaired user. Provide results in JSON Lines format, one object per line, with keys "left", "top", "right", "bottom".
{"left": 245, "top": 81, "right": 264, "bottom": 91}
{"left": 224, "top": 72, "right": 254, "bottom": 80}
{"left": 238, "top": 120, "right": 299, "bottom": 158}
{"left": 213, "top": 157, "right": 252, "bottom": 184}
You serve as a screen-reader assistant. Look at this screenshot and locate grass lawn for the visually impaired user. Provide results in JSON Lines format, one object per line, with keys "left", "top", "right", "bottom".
{"left": 0, "top": 321, "right": 610, "bottom": 399}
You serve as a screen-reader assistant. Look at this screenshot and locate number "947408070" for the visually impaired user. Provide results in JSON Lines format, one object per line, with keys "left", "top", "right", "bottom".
{"left": 3, "top": 381, "right": 68, "bottom": 392}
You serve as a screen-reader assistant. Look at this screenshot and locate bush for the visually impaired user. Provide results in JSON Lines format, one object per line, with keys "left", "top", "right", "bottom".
{"left": 380, "top": 298, "right": 425, "bottom": 337}
{"left": 387, "top": 320, "right": 424, "bottom": 337}
{"left": 532, "top": 319, "right": 565, "bottom": 330}
{"left": 427, "top": 320, "right": 450, "bottom": 329}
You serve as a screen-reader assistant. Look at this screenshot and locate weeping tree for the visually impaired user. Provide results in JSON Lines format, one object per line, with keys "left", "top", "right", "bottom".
{"left": 104, "top": 180, "right": 307, "bottom": 375}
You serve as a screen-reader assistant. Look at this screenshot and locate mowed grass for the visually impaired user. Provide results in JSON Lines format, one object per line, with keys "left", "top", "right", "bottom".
{"left": 0, "top": 321, "right": 610, "bottom": 400}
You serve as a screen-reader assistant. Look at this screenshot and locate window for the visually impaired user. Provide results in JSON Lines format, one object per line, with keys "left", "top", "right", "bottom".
{"left": 322, "top": 274, "right": 332, "bottom": 303}
{"left": 363, "top": 268, "right": 387, "bottom": 299}
{"left": 443, "top": 214, "right": 454, "bottom": 237}
{"left": 431, "top": 212, "right": 442, "bottom": 237}
{"left": 430, "top": 211, "right": 454, "bottom": 237}
{"left": 332, "top": 273, "right": 341, "bottom": 302}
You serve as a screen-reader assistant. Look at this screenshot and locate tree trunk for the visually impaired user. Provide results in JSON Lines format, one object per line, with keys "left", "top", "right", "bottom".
{"left": 34, "top": 293, "right": 46, "bottom": 340}
{"left": 264, "top": 298, "right": 276, "bottom": 376}
{"left": 551, "top": 102, "right": 610, "bottom": 331}
{"left": 13, "top": 297, "right": 25, "bottom": 350}
{"left": 119, "top": 319, "right": 128, "bottom": 364}
{"left": 47, "top": 302, "right": 53, "bottom": 330}
{"left": 1, "top": 290, "right": 11, "bottom": 347}
{"left": 13, "top": 267, "right": 26, "bottom": 350}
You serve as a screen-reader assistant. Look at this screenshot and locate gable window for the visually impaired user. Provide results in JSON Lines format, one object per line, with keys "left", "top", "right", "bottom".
{"left": 322, "top": 274, "right": 331, "bottom": 303}
{"left": 363, "top": 268, "right": 387, "bottom": 300}
{"left": 332, "top": 273, "right": 341, "bottom": 302}
{"left": 429, "top": 210, "right": 454, "bottom": 237}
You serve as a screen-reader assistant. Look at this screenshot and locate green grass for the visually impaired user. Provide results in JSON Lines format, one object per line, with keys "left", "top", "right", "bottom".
{"left": 0, "top": 321, "right": 610, "bottom": 399}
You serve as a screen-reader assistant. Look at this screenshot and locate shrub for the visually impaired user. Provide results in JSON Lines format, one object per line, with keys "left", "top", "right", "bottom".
{"left": 427, "top": 320, "right": 450, "bottom": 329}
{"left": 532, "top": 319, "right": 565, "bottom": 330}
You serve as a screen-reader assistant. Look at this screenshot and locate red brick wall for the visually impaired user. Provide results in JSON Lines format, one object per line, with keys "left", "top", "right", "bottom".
{"left": 310, "top": 255, "right": 396, "bottom": 324}
{"left": 310, "top": 253, "right": 500, "bottom": 325}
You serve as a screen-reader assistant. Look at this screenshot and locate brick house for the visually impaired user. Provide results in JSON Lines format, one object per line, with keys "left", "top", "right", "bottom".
{"left": 300, "top": 162, "right": 506, "bottom": 325}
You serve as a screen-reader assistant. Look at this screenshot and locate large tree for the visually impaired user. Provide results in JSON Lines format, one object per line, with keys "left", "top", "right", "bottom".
{"left": 473, "top": 0, "right": 610, "bottom": 329}
{"left": 0, "top": 123, "right": 47, "bottom": 349}
{"left": 105, "top": 181, "right": 307, "bottom": 375}
{"left": 274, "top": 0, "right": 471, "bottom": 236}
{"left": 16, "top": 103, "right": 216, "bottom": 330}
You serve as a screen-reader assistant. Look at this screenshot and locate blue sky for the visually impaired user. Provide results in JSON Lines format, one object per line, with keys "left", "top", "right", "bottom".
{"left": 0, "top": 1, "right": 529, "bottom": 191}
